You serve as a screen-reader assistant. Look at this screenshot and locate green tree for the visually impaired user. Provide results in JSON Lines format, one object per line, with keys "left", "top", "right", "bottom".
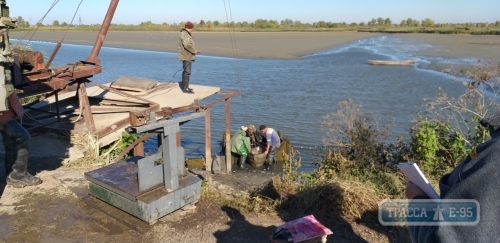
{"left": 384, "top": 18, "right": 392, "bottom": 25}
{"left": 316, "top": 21, "right": 327, "bottom": 28}
{"left": 16, "top": 16, "right": 26, "bottom": 28}
{"left": 241, "top": 21, "right": 249, "bottom": 28}
{"left": 368, "top": 18, "right": 376, "bottom": 26}
{"left": 268, "top": 20, "right": 279, "bottom": 28}
{"left": 421, "top": 18, "right": 435, "bottom": 27}
{"left": 406, "top": 18, "right": 415, "bottom": 27}
{"left": 293, "top": 20, "right": 303, "bottom": 28}
{"left": 400, "top": 20, "right": 407, "bottom": 27}
{"left": 199, "top": 20, "right": 205, "bottom": 26}
{"left": 376, "top": 17, "right": 384, "bottom": 25}
{"left": 281, "top": 18, "right": 293, "bottom": 27}
{"left": 61, "top": 21, "right": 68, "bottom": 27}
{"left": 254, "top": 19, "right": 269, "bottom": 28}
{"left": 496, "top": 21, "right": 500, "bottom": 27}
{"left": 213, "top": 20, "right": 219, "bottom": 27}
{"left": 359, "top": 21, "right": 365, "bottom": 26}
{"left": 206, "top": 21, "right": 213, "bottom": 28}
{"left": 139, "top": 20, "right": 153, "bottom": 26}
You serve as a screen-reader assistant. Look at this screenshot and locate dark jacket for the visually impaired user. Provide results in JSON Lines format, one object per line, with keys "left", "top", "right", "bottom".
{"left": 409, "top": 128, "right": 500, "bottom": 242}
{"left": 177, "top": 29, "right": 196, "bottom": 61}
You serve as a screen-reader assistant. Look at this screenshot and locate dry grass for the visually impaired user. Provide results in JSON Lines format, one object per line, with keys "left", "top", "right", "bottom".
{"left": 201, "top": 182, "right": 278, "bottom": 213}
{"left": 262, "top": 176, "right": 384, "bottom": 220}
{"left": 64, "top": 133, "right": 106, "bottom": 170}
{"left": 202, "top": 173, "right": 385, "bottom": 226}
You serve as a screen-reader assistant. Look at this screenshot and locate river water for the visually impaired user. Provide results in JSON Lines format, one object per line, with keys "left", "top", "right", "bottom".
{"left": 19, "top": 35, "right": 483, "bottom": 171}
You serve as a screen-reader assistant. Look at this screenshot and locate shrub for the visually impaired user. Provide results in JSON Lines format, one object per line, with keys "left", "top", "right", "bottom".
{"left": 409, "top": 119, "right": 467, "bottom": 177}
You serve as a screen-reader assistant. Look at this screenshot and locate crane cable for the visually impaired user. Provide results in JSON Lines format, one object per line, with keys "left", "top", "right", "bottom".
{"left": 18, "top": 0, "right": 60, "bottom": 49}
{"left": 61, "top": 0, "right": 84, "bottom": 43}
{"left": 222, "top": 0, "right": 250, "bottom": 125}
{"left": 44, "top": 0, "right": 84, "bottom": 68}
{"left": 21, "top": 0, "right": 85, "bottom": 124}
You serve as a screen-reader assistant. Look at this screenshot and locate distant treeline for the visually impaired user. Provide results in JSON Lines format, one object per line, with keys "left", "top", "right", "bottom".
{"left": 13, "top": 16, "right": 500, "bottom": 35}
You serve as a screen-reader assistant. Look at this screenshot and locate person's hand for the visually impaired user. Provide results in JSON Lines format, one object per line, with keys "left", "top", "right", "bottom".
{"left": 195, "top": 50, "right": 200, "bottom": 54}
{"left": 405, "top": 181, "right": 426, "bottom": 199}
{"left": 264, "top": 150, "right": 269, "bottom": 155}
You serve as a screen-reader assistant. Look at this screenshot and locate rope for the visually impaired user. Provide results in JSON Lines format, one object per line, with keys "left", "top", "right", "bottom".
{"left": 222, "top": 0, "right": 250, "bottom": 125}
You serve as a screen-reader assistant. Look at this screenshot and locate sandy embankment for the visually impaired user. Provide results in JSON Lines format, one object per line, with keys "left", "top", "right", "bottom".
{"left": 9, "top": 31, "right": 500, "bottom": 72}
{"left": 392, "top": 33, "right": 500, "bottom": 74}
{"left": 10, "top": 31, "right": 384, "bottom": 59}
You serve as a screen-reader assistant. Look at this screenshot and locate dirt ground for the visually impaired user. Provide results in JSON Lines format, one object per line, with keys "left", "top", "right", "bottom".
{"left": 0, "top": 134, "right": 410, "bottom": 243}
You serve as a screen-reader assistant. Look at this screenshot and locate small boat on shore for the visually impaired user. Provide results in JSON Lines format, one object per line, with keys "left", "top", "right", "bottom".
{"left": 367, "top": 60, "right": 418, "bottom": 66}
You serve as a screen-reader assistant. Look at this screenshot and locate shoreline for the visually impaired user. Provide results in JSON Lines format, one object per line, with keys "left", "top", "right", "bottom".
{"left": 392, "top": 33, "right": 500, "bottom": 75}
{"left": 10, "top": 31, "right": 383, "bottom": 60}
{"left": 9, "top": 31, "right": 500, "bottom": 74}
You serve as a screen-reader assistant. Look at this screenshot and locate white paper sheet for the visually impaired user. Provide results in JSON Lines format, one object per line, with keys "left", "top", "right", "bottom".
{"left": 398, "top": 162, "right": 440, "bottom": 199}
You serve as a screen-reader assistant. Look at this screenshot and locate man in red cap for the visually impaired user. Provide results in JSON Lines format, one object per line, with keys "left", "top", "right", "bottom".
{"left": 177, "top": 21, "right": 200, "bottom": 94}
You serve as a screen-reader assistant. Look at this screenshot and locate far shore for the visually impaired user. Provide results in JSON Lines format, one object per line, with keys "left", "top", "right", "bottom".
{"left": 9, "top": 31, "right": 383, "bottom": 60}
{"left": 9, "top": 31, "right": 500, "bottom": 73}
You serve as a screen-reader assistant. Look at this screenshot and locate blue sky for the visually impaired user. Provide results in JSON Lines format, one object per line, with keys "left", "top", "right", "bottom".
{"left": 8, "top": 0, "right": 499, "bottom": 25}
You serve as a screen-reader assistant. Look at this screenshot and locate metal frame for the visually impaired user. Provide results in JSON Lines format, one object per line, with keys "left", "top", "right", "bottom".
{"left": 117, "top": 90, "right": 241, "bottom": 174}
{"left": 84, "top": 111, "right": 205, "bottom": 224}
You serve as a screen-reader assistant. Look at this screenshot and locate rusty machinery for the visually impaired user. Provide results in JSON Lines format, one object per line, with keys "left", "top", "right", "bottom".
{"left": 6, "top": 0, "right": 160, "bottom": 138}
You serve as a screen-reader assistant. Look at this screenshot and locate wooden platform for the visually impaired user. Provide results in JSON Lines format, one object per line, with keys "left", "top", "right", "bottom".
{"left": 26, "top": 81, "right": 220, "bottom": 146}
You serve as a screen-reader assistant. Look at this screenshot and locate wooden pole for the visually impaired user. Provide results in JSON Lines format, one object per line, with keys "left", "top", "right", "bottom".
{"left": 225, "top": 99, "right": 231, "bottom": 173}
{"left": 134, "top": 142, "right": 144, "bottom": 157}
{"left": 78, "top": 80, "right": 96, "bottom": 133}
{"left": 205, "top": 108, "right": 212, "bottom": 172}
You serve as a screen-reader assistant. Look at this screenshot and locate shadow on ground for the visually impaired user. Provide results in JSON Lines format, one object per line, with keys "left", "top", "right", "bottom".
{"left": 0, "top": 181, "right": 5, "bottom": 199}
{"left": 358, "top": 210, "right": 411, "bottom": 243}
{"left": 213, "top": 206, "right": 277, "bottom": 243}
{"left": 253, "top": 179, "right": 411, "bottom": 243}
{"left": 0, "top": 132, "right": 81, "bottom": 197}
